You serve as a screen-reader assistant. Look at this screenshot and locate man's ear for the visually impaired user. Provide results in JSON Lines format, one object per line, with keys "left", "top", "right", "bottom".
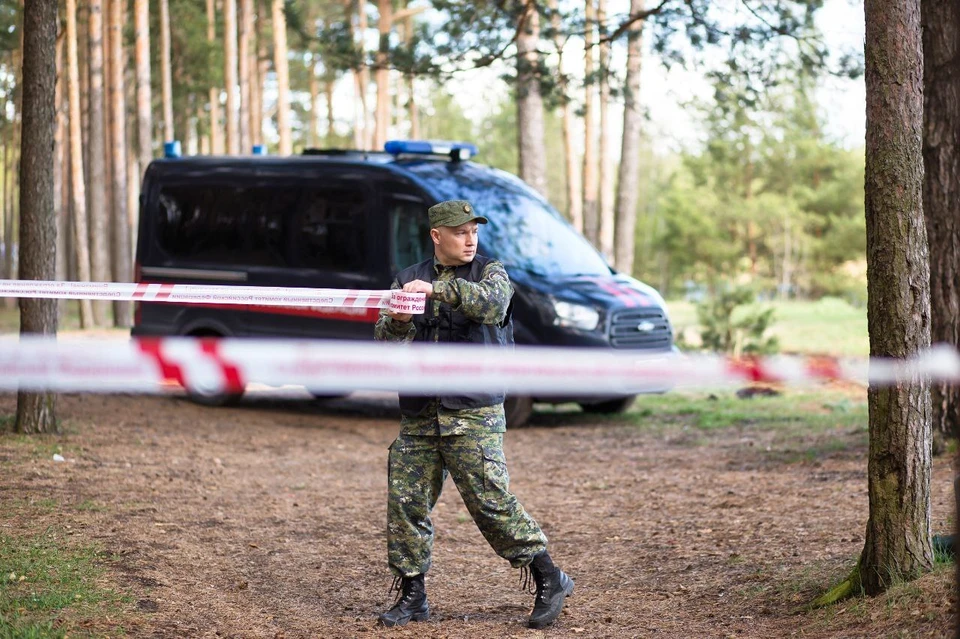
{"left": 430, "top": 228, "right": 441, "bottom": 245}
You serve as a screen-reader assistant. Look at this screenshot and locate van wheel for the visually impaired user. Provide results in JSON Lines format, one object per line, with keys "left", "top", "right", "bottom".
{"left": 183, "top": 331, "right": 244, "bottom": 407}
{"left": 187, "top": 386, "right": 245, "bottom": 407}
{"left": 579, "top": 396, "right": 635, "bottom": 414}
{"left": 505, "top": 395, "right": 533, "bottom": 428}
{"left": 308, "top": 392, "right": 348, "bottom": 401}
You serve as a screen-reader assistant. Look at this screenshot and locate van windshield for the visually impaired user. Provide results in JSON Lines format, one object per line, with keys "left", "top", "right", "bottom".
{"left": 434, "top": 180, "right": 611, "bottom": 277}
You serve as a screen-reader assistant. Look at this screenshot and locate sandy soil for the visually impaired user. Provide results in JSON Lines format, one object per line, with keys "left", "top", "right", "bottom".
{"left": 0, "top": 390, "right": 954, "bottom": 638}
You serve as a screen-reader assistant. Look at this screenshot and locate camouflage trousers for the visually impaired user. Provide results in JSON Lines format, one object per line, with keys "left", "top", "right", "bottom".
{"left": 387, "top": 432, "right": 548, "bottom": 577}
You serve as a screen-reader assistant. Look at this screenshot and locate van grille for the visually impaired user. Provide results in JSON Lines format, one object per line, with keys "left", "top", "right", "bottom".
{"left": 609, "top": 308, "right": 673, "bottom": 350}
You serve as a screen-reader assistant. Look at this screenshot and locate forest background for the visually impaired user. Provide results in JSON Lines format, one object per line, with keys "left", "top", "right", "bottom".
{"left": 0, "top": 0, "right": 867, "bottom": 326}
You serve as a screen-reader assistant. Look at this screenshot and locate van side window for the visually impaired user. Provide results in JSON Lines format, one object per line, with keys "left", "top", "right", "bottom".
{"left": 156, "top": 185, "right": 293, "bottom": 267}
{"left": 291, "top": 186, "right": 367, "bottom": 271}
{"left": 390, "top": 196, "right": 430, "bottom": 272}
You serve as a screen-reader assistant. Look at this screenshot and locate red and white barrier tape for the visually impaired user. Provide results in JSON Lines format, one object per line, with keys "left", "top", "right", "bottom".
{"left": 0, "top": 279, "right": 427, "bottom": 314}
{"left": 0, "top": 337, "right": 958, "bottom": 396}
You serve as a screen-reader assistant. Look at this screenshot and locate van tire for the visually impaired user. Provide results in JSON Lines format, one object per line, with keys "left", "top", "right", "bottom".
{"left": 187, "top": 387, "right": 245, "bottom": 407}
{"left": 183, "top": 330, "right": 244, "bottom": 407}
{"left": 505, "top": 395, "right": 533, "bottom": 428}
{"left": 309, "top": 392, "right": 349, "bottom": 401}
{"left": 579, "top": 396, "right": 635, "bottom": 414}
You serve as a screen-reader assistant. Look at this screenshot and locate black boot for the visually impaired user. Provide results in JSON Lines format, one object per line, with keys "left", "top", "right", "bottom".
{"left": 378, "top": 574, "right": 430, "bottom": 627}
{"left": 526, "top": 551, "right": 574, "bottom": 629}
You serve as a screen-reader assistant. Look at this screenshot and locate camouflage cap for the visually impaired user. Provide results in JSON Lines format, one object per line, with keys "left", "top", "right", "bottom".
{"left": 428, "top": 200, "right": 488, "bottom": 228}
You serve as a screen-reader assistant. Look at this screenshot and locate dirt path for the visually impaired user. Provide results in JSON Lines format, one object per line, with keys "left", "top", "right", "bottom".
{"left": 0, "top": 391, "right": 954, "bottom": 638}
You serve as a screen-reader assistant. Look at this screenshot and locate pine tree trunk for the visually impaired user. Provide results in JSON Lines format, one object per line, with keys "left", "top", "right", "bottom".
{"left": 353, "top": 0, "right": 370, "bottom": 149}
{"left": 239, "top": 0, "right": 253, "bottom": 153}
{"left": 860, "top": 0, "right": 933, "bottom": 596}
{"left": 248, "top": 0, "right": 261, "bottom": 147}
{"left": 224, "top": 0, "right": 239, "bottom": 154}
{"left": 403, "top": 12, "right": 418, "bottom": 139}
{"left": 614, "top": 0, "right": 644, "bottom": 275}
{"left": 206, "top": 0, "right": 222, "bottom": 154}
{"left": 66, "top": 0, "right": 94, "bottom": 327}
{"left": 134, "top": 0, "right": 153, "bottom": 172}
{"left": 55, "top": 34, "right": 66, "bottom": 285}
{"left": 516, "top": 1, "right": 548, "bottom": 198}
{"left": 158, "top": 0, "right": 173, "bottom": 142}
{"left": 255, "top": 0, "right": 269, "bottom": 148}
{"left": 325, "top": 79, "right": 335, "bottom": 143}
{"left": 308, "top": 59, "right": 319, "bottom": 148}
{"left": 272, "top": 0, "right": 291, "bottom": 155}
{"left": 88, "top": 0, "right": 110, "bottom": 327}
{"left": 17, "top": 0, "right": 59, "bottom": 434}
{"left": 373, "top": 0, "right": 392, "bottom": 150}
{"left": 921, "top": 0, "right": 960, "bottom": 448}
{"left": 2, "top": 115, "right": 13, "bottom": 285}
{"left": 597, "top": 0, "right": 614, "bottom": 260}
{"left": 582, "top": 0, "right": 598, "bottom": 245}
{"left": 548, "top": 0, "right": 581, "bottom": 230}
{"left": 109, "top": 0, "right": 131, "bottom": 325}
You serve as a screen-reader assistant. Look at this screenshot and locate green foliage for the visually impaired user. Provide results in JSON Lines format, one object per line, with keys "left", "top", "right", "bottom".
{"left": 697, "top": 285, "right": 779, "bottom": 355}
{"left": 638, "top": 74, "right": 865, "bottom": 301}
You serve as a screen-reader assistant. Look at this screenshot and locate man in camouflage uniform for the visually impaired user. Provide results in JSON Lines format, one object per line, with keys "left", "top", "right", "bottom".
{"left": 374, "top": 200, "right": 574, "bottom": 629}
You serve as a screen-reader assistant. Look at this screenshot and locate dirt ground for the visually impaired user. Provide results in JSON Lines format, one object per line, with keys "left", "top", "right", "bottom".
{"left": 0, "top": 389, "right": 955, "bottom": 639}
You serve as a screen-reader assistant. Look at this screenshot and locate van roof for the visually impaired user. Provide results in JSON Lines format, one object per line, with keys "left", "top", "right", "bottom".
{"left": 144, "top": 152, "right": 546, "bottom": 205}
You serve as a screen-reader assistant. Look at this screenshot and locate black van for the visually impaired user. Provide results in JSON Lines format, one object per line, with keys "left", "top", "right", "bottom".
{"left": 132, "top": 140, "right": 676, "bottom": 426}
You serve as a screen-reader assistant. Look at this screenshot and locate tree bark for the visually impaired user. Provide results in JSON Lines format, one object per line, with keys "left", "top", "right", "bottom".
{"left": 55, "top": 33, "right": 67, "bottom": 285}
{"left": 373, "top": 0, "right": 392, "bottom": 150}
{"left": 548, "top": 0, "right": 581, "bottom": 231}
{"left": 403, "top": 12, "right": 418, "bottom": 139}
{"left": 597, "top": 0, "right": 614, "bottom": 260}
{"left": 272, "top": 0, "right": 291, "bottom": 154}
{"left": 325, "top": 79, "right": 335, "bottom": 143}
{"left": 351, "top": 0, "right": 370, "bottom": 149}
{"left": 206, "top": 0, "right": 223, "bottom": 153}
{"left": 109, "top": 0, "right": 131, "bottom": 325}
{"left": 158, "top": 0, "right": 174, "bottom": 142}
{"left": 239, "top": 0, "right": 253, "bottom": 153}
{"left": 17, "top": 0, "right": 59, "bottom": 433}
{"left": 66, "top": 0, "right": 94, "bottom": 327}
{"left": 308, "top": 58, "right": 319, "bottom": 148}
{"left": 88, "top": 0, "right": 111, "bottom": 326}
{"left": 135, "top": 0, "right": 153, "bottom": 175}
{"left": 921, "top": 0, "right": 960, "bottom": 448}
{"left": 614, "top": 0, "right": 644, "bottom": 274}
{"left": 582, "top": 0, "right": 598, "bottom": 245}
{"left": 255, "top": 0, "right": 269, "bottom": 148}
{"left": 861, "top": 0, "right": 933, "bottom": 597}
{"left": 516, "top": 1, "right": 548, "bottom": 198}
{"left": 224, "top": 0, "right": 240, "bottom": 154}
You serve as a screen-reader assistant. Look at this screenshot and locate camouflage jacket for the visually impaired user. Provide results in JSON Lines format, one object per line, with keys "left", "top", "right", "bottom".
{"left": 374, "top": 257, "right": 512, "bottom": 436}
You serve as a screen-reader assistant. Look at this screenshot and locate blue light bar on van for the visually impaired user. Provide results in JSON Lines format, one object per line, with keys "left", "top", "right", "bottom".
{"left": 164, "top": 140, "right": 182, "bottom": 158}
{"left": 384, "top": 140, "right": 479, "bottom": 160}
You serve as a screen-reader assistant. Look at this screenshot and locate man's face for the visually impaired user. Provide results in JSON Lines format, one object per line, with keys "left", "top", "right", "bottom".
{"left": 431, "top": 220, "right": 479, "bottom": 266}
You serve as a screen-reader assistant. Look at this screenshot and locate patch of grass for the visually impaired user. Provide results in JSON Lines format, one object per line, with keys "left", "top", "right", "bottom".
{"left": 0, "top": 434, "right": 68, "bottom": 462}
{"left": 74, "top": 500, "right": 106, "bottom": 513}
{"left": 0, "top": 415, "right": 14, "bottom": 433}
{"left": 0, "top": 529, "right": 131, "bottom": 637}
{"left": 626, "top": 390, "right": 868, "bottom": 434}
{"left": 667, "top": 297, "right": 868, "bottom": 357}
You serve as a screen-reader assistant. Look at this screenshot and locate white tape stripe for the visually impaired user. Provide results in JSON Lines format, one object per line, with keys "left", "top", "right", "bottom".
{"left": 0, "top": 279, "right": 426, "bottom": 314}
{"left": 0, "top": 337, "right": 958, "bottom": 395}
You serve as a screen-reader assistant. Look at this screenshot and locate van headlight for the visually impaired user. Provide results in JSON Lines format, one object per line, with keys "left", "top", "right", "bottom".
{"left": 553, "top": 301, "right": 600, "bottom": 331}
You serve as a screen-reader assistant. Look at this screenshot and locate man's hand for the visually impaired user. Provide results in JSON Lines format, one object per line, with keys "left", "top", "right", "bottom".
{"left": 402, "top": 279, "right": 434, "bottom": 297}
{"left": 387, "top": 310, "right": 413, "bottom": 323}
